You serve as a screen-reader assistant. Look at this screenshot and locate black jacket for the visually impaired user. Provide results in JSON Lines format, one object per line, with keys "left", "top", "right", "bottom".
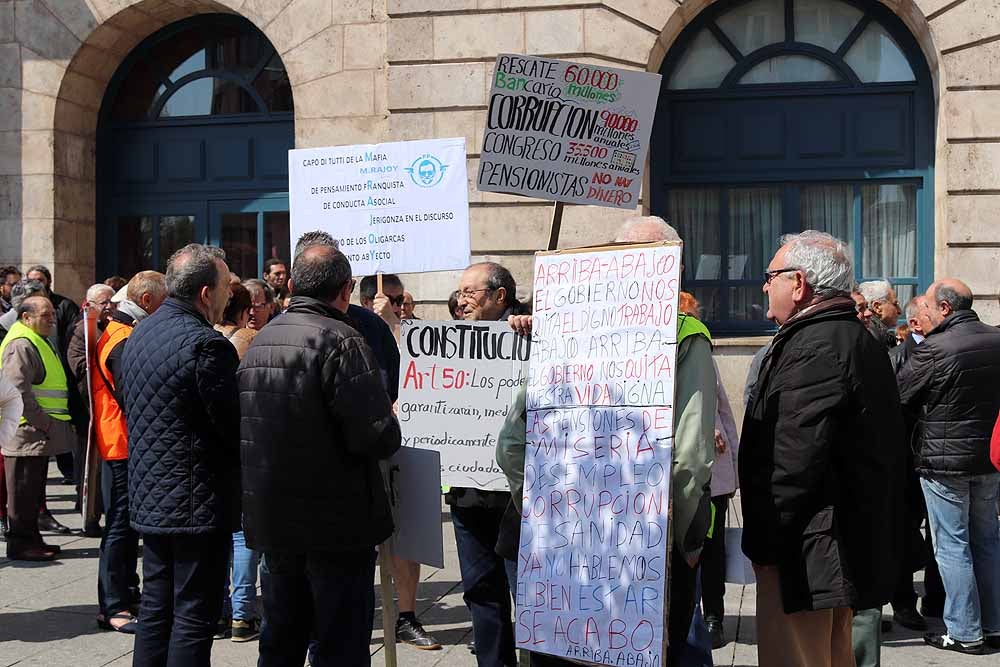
{"left": 739, "top": 297, "right": 905, "bottom": 613}
{"left": 897, "top": 310, "right": 1000, "bottom": 476}
{"left": 889, "top": 331, "right": 919, "bottom": 375}
{"left": 122, "top": 298, "right": 241, "bottom": 535}
{"left": 236, "top": 296, "right": 401, "bottom": 553}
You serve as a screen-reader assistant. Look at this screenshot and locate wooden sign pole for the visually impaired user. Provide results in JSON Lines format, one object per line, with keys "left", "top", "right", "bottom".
{"left": 547, "top": 201, "right": 564, "bottom": 251}
{"left": 379, "top": 540, "right": 398, "bottom": 667}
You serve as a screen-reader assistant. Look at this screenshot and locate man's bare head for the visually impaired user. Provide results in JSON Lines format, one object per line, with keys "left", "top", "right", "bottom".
{"left": 613, "top": 216, "right": 681, "bottom": 244}
{"left": 924, "top": 278, "right": 974, "bottom": 329}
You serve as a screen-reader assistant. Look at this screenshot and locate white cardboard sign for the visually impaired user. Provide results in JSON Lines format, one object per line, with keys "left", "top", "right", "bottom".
{"left": 516, "top": 243, "right": 682, "bottom": 666}
{"left": 288, "top": 138, "right": 470, "bottom": 275}
{"left": 398, "top": 320, "right": 530, "bottom": 491}
{"left": 477, "top": 54, "right": 662, "bottom": 209}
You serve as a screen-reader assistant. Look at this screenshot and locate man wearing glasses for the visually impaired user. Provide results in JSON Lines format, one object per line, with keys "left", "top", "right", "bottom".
{"left": 243, "top": 279, "right": 276, "bottom": 330}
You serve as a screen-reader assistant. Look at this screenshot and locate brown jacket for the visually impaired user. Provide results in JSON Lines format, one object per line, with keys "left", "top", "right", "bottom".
{"left": 0, "top": 338, "right": 75, "bottom": 457}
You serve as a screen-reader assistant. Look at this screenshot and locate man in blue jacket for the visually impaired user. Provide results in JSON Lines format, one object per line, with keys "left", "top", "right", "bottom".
{"left": 122, "top": 244, "right": 240, "bottom": 667}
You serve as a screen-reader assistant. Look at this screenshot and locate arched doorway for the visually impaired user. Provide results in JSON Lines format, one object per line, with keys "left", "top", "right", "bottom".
{"left": 650, "top": 0, "right": 934, "bottom": 334}
{"left": 96, "top": 14, "right": 294, "bottom": 281}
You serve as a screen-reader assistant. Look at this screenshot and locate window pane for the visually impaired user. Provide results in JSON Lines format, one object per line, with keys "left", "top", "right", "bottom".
{"left": 794, "top": 0, "right": 863, "bottom": 52}
{"left": 254, "top": 53, "right": 294, "bottom": 112}
{"left": 716, "top": 0, "right": 785, "bottom": 55}
{"left": 687, "top": 287, "right": 721, "bottom": 323}
{"left": 728, "top": 186, "right": 782, "bottom": 280}
{"left": 159, "top": 215, "right": 196, "bottom": 270}
{"left": 801, "top": 184, "right": 854, "bottom": 257}
{"left": 861, "top": 183, "right": 917, "bottom": 278}
{"left": 739, "top": 55, "right": 840, "bottom": 84}
{"left": 220, "top": 212, "right": 258, "bottom": 280}
{"left": 667, "top": 188, "right": 721, "bottom": 282}
{"left": 160, "top": 78, "right": 259, "bottom": 117}
{"left": 169, "top": 48, "right": 206, "bottom": 82}
{"left": 844, "top": 23, "right": 915, "bottom": 82}
{"left": 264, "top": 211, "right": 291, "bottom": 265}
{"left": 117, "top": 216, "right": 153, "bottom": 277}
{"left": 110, "top": 58, "right": 168, "bottom": 121}
{"left": 211, "top": 26, "right": 269, "bottom": 74}
{"left": 729, "top": 286, "right": 769, "bottom": 322}
{"left": 668, "top": 30, "right": 736, "bottom": 89}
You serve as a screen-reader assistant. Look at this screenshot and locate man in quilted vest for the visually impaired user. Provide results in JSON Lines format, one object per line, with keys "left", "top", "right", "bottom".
{"left": 0, "top": 296, "right": 76, "bottom": 561}
{"left": 122, "top": 245, "right": 239, "bottom": 667}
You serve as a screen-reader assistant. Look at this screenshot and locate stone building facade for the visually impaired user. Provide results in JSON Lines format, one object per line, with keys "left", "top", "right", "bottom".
{"left": 0, "top": 0, "right": 998, "bottom": 409}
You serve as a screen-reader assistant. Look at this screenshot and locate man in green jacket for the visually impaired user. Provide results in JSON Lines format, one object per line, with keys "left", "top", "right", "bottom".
{"left": 497, "top": 216, "right": 716, "bottom": 667}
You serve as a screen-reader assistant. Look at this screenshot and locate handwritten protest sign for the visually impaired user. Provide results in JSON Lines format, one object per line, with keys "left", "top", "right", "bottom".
{"left": 288, "top": 138, "right": 470, "bottom": 275}
{"left": 477, "top": 55, "right": 661, "bottom": 209}
{"left": 517, "top": 243, "right": 681, "bottom": 666}
{"left": 398, "top": 320, "right": 530, "bottom": 491}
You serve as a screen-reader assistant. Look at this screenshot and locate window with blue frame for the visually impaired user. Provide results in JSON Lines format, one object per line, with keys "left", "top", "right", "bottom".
{"left": 651, "top": 0, "right": 933, "bottom": 334}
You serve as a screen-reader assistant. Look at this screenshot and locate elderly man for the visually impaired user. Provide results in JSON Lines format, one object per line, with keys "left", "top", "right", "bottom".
{"left": 0, "top": 296, "right": 77, "bottom": 561}
{"left": 239, "top": 245, "right": 401, "bottom": 667}
{"left": 500, "top": 216, "right": 717, "bottom": 667}
{"left": 92, "top": 271, "right": 167, "bottom": 634}
{"left": 451, "top": 260, "right": 525, "bottom": 667}
{"left": 740, "top": 231, "right": 905, "bottom": 667}
{"left": 885, "top": 295, "right": 944, "bottom": 632}
{"left": 896, "top": 279, "right": 1000, "bottom": 654}
{"left": 122, "top": 246, "right": 239, "bottom": 666}
{"left": 401, "top": 291, "right": 418, "bottom": 320}
{"left": 859, "top": 279, "right": 900, "bottom": 349}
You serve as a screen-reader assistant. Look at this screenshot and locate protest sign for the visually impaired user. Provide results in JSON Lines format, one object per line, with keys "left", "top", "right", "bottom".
{"left": 387, "top": 447, "right": 445, "bottom": 569}
{"left": 288, "top": 138, "right": 470, "bottom": 275}
{"left": 398, "top": 319, "right": 530, "bottom": 491}
{"left": 516, "top": 242, "right": 682, "bottom": 666}
{"left": 477, "top": 55, "right": 661, "bottom": 209}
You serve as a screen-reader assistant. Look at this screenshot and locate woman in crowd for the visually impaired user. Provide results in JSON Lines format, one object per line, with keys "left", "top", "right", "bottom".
{"left": 213, "top": 282, "right": 260, "bottom": 641}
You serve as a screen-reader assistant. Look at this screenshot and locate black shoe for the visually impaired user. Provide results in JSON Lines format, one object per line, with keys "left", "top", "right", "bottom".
{"left": 924, "top": 633, "right": 986, "bottom": 654}
{"left": 83, "top": 520, "right": 103, "bottom": 538}
{"left": 706, "top": 619, "right": 725, "bottom": 649}
{"left": 396, "top": 616, "right": 442, "bottom": 650}
{"left": 920, "top": 599, "right": 944, "bottom": 618}
{"left": 231, "top": 618, "right": 260, "bottom": 643}
{"left": 892, "top": 606, "right": 927, "bottom": 631}
{"left": 38, "top": 510, "right": 71, "bottom": 534}
{"left": 985, "top": 634, "right": 1000, "bottom": 649}
{"left": 6, "top": 545, "right": 59, "bottom": 561}
{"left": 213, "top": 617, "right": 231, "bottom": 640}
{"left": 881, "top": 619, "right": 893, "bottom": 633}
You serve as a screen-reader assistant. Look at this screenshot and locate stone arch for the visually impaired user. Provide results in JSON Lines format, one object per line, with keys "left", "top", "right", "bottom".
{"left": 43, "top": 0, "right": 334, "bottom": 298}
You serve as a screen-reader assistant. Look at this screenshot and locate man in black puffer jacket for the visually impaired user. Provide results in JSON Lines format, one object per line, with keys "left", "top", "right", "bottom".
{"left": 897, "top": 278, "right": 1000, "bottom": 654}
{"left": 122, "top": 244, "right": 239, "bottom": 667}
{"left": 740, "top": 231, "right": 905, "bottom": 667}
{"left": 237, "top": 244, "right": 400, "bottom": 667}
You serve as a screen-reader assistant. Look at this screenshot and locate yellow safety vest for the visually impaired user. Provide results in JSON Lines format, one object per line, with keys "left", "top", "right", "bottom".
{"left": 0, "top": 321, "right": 71, "bottom": 424}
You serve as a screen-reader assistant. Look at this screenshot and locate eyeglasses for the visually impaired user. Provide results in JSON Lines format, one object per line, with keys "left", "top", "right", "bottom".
{"left": 763, "top": 268, "right": 799, "bottom": 285}
{"left": 386, "top": 294, "right": 405, "bottom": 307}
{"left": 457, "top": 287, "right": 494, "bottom": 300}
{"left": 251, "top": 302, "right": 269, "bottom": 310}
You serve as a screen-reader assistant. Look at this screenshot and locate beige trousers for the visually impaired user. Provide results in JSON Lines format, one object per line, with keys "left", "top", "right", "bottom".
{"left": 755, "top": 565, "right": 856, "bottom": 667}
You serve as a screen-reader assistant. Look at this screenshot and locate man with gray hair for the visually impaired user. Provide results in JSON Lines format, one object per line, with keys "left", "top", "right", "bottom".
{"left": 0, "top": 279, "right": 48, "bottom": 341}
{"left": 858, "top": 279, "right": 901, "bottom": 348}
{"left": 896, "top": 278, "right": 1000, "bottom": 653}
{"left": 739, "top": 231, "right": 905, "bottom": 666}
{"left": 122, "top": 245, "right": 239, "bottom": 665}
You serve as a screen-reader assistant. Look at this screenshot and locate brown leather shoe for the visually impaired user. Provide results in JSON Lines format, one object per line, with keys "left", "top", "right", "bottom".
{"left": 7, "top": 545, "right": 58, "bottom": 561}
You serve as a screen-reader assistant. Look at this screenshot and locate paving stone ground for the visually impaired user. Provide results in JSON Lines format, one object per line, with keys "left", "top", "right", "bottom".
{"left": 0, "top": 465, "right": 989, "bottom": 666}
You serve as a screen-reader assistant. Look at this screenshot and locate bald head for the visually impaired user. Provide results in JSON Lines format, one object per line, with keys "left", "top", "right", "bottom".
{"left": 18, "top": 295, "right": 56, "bottom": 338}
{"left": 925, "top": 278, "right": 974, "bottom": 329}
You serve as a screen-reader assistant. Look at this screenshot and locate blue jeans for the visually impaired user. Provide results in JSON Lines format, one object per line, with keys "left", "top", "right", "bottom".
{"left": 98, "top": 459, "right": 140, "bottom": 616}
{"left": 682, "top": 570, "right": 713, "bottom": 667}
{"left": 921, "top": 473, "right": 1000, "bottom": 642}
{"left": 451, "top": 504, "right": 516, "bottom": 667}
{"left": 222, "top": 530, "right": 259, "bottom": 621}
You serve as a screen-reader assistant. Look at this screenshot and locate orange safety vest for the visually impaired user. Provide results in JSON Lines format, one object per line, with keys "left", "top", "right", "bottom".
{"left": 91, "top": 320, "right": 133, "bottom": 461}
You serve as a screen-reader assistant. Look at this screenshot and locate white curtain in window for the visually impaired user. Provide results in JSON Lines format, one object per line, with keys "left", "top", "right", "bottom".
{"left": 667, "top": 188, "right": 721, "bottom": 320}
{"left": 729, "top": 187, "right": 782, "bottom": 320}
{"left": 862, "top": 184, "right": 917, "bottom": 278}
{"left": 801, "top": 184, "right": 854, "bottom": 255}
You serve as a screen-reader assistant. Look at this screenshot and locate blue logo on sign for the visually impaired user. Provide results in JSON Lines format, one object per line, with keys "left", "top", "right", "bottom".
{"left": 405, "top": 154, "right": 448, "bottom": 188}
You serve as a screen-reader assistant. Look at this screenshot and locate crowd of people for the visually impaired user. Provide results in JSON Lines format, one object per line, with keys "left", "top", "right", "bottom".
{"left": 0, "top": 215, "right": 998, "bottom": 667}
